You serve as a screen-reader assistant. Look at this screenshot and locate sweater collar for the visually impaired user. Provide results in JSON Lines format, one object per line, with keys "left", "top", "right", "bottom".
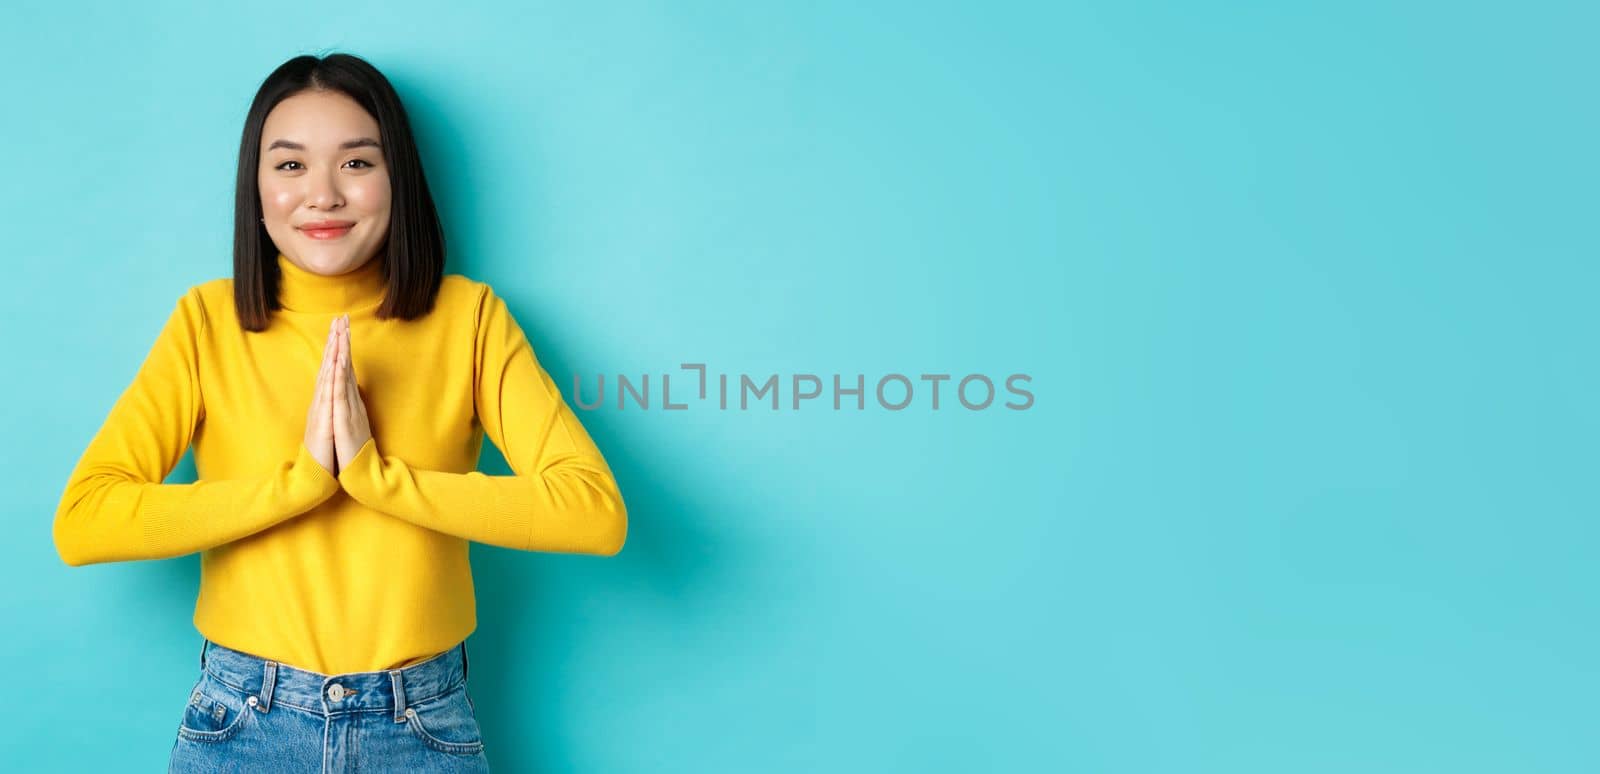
{"left": 276, "top": 251, "right": 386, "bottom": 313}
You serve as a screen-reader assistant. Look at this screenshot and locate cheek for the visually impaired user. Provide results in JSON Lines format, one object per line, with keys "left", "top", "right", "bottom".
{"left": 349, "top": 177, "right": 392, "bottom": 216}
{"left": 258, "top": 181, "right": 298, "bottom": 214}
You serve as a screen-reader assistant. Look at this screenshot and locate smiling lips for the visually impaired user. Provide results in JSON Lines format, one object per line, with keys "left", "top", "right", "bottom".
{"left": 300, "top": 220, "right": 355, "bottom": 239}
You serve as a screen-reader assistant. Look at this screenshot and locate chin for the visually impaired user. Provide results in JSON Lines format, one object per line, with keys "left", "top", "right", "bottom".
{"left": 297, "top": 253, "right": 348, "bottom": 274}
{"left": 299, "top": 249, "right": 355, "bottom": 270}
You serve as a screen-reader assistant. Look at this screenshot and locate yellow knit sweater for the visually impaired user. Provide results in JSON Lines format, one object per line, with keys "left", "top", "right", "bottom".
{"left": 53, "top": 252, "right": 627, "bottom": 674}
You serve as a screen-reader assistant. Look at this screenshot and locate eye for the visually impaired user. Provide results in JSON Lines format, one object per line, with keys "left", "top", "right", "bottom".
{"left": 275, "top": 160, "right": 302, "bottom": 171}
{"left": 346, "top": 159, "right": 374, "bottom": 169}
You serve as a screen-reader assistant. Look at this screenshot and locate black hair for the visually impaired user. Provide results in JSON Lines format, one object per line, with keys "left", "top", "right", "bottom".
{"left": 232, "top": 52, "right": 444, "bottom": 331}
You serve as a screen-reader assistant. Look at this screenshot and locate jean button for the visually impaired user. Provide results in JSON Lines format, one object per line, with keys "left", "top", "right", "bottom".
{"left": 328, "top": 683, "right": 345, "bottom": 701}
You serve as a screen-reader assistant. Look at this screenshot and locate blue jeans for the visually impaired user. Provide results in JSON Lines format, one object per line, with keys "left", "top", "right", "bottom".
{"left": 168, "top": 638, "right": 490, "bottom": 773}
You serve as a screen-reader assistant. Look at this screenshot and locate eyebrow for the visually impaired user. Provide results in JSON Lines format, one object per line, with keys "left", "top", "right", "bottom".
{"left": 265, "top": 137, "right": 382, "bottom": 152}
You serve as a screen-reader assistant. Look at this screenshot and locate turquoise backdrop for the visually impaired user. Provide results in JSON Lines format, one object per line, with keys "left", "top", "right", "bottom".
{"left": 2, "top": 1, "right": 1594, "bottom": 772}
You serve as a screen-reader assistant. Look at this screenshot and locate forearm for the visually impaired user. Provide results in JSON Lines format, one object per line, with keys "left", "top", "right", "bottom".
{"left": 54, "top": 443, "right": 341, "bottom": 566}
{"left": 336, "top": 437, "right": 627, "bottom": 555}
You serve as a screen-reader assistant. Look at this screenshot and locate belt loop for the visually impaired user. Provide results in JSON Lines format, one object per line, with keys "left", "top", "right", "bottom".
{"left": 460, "top": 639, "right": 469, "bottom": 682}
{"left": 390, "top": 670, "right": 408, "bottom": 723}
{"left": 199, "top": 639, "right": 209, "bottom": 672}
{"left": 258, "top": 660, "right": 278, "bottom": 713}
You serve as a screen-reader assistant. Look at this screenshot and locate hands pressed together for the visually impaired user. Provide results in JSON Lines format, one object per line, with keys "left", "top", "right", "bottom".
{"left": 303, "top": 314, "right": 373, "bottom": 476}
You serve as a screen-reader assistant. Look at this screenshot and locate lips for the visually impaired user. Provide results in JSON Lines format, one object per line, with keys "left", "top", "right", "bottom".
{"left": 299, "top": 220, "right": 355, "bottom": 239}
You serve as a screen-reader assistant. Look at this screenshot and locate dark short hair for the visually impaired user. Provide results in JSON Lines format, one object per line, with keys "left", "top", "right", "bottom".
{"left": 232, "top": 53, "right": 445, "bottom": 332}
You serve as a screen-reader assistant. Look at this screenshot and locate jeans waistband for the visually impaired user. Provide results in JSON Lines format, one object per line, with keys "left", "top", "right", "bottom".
{"left": 198, "top": 638, "right": 469, "bottom": 722}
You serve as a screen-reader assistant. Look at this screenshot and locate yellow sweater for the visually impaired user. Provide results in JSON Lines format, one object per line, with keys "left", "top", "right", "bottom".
{"left": 54, "top": 252, "right": 627, "bottom": 674}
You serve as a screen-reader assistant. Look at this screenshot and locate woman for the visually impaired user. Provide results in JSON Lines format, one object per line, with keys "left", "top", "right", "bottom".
{"left": 52, "top": 53, "right": 628, "bottom": 772}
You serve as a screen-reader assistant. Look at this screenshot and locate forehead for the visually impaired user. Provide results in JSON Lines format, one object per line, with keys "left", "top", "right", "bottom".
{"left": 261, "top": 91, "right": 379, "bottom": 147}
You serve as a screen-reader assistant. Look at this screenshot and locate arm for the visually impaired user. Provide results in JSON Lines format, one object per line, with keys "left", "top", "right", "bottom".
{"left": 336, "top": 285, "right": 628, "bottom": 555}
{"left": 52, "top": 289, "right": 342, "bottom": 566}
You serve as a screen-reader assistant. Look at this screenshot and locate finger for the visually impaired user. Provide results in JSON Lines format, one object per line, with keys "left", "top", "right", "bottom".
{"left": 321, "top": 328, "right": 336, "bottom": 414}
{"left": 344, "top": 317, "right": 356, "bottom": 383}
{"left": 325, "top": 325, "right": 337, "bottom": 391}
{"left": 318, "top": 322, "right": 332, "bottom": 370}
{"left": 333, "top": 322, "right": 346, "bottom": 407}
{"left": 352, "top": 367, "right": 366, "bottom": 410}
{"left": 347, "top": 347, "right": 361, "bottom": 406}
{"left": 321, "top": 326, "right": 336, "bottom": 385}
{"left": 311, "top": 323, "right": 333, "bottom": 416}
{"left": 324, "top": 321, "right": 337, "bottom": 378}
{"left": 346, "top": 319, "right": 363, "bottom": 405}
{"left": 342, "top": 322, "right": 354, "bottom": 398}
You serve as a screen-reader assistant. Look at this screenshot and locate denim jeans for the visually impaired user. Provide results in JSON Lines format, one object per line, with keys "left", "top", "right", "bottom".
{"left": 168, "top": 638, "right": 490, "bottom": 773}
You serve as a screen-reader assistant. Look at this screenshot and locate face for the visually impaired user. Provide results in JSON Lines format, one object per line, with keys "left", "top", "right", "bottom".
{"left": 258, "top": 89, "right": 391, "bottom": 276}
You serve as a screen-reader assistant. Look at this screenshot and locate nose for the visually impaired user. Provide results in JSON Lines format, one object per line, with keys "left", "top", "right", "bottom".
{"left": 305, "top": 167, "right": 343, "bottom": 211}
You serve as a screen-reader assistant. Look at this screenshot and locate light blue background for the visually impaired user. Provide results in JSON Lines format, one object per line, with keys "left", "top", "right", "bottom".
{"left": 2, "top": 1, "right": 1594, "bottom": 772}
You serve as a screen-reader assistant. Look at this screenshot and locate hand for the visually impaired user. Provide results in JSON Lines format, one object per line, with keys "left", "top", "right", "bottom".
{"left": 303, "top": 318, "right": 339, "bottom": 476}
{"left": 332, "top": 314, "right": 374, "bottom": 471}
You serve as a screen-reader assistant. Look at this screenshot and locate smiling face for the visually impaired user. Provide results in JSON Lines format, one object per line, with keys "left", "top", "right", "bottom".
{"left": 258, "top": 89, "right": 392, "bottom": 277}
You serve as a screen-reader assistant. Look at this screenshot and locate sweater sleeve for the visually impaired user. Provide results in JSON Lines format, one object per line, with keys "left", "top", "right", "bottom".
{"left": 52, "top": 288, "right": 342, "bottom": 567}
{"left": 336, "top": 285, "right": 628, "bottom": 555}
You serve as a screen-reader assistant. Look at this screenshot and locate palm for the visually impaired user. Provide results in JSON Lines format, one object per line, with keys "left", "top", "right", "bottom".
{"left": 332, "top": 314, "right": 374, "bottom": 470}
{"left": 303, "top": 319, "right": 340, "bottom": 475}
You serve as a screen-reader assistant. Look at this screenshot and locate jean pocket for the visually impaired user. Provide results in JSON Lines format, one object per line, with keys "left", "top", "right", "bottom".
{"left": 403, "top": 684, "right": 485, "bottom": 755}
{"left": 176, "top": 673, "right": 254, "bottom": 743}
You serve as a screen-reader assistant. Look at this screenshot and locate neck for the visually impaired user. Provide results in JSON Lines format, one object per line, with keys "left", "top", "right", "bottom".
{"left": 276, "top": 251, "right": 386, "bottom": 314}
